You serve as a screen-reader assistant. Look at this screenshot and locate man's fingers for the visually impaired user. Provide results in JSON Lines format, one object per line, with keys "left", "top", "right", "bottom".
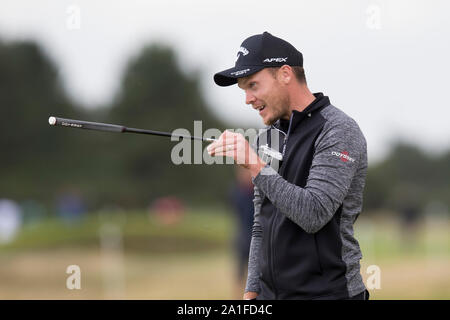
{"left": 214, "top": 135, "right": 239, "bottom": 146}
{"left": 207, "top": 133, "right": 240, "bottom": 155}
{"left": 208, "top": 143, "right": 236, "bottom": 156}
{"left": 209, "top": 148, "right": 251, "bottom": 165}
{"left": 212, "top": 149, "right": 239, "bottom": 160}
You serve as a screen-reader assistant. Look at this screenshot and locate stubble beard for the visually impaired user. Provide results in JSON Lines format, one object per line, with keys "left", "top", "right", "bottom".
{"left": 263, "top": 93, "right": 290, "bottom": 126}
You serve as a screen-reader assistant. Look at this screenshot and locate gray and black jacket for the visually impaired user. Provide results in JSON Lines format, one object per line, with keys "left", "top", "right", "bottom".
{"left": 246, "top": 92, "right": 368, "bottom": 299}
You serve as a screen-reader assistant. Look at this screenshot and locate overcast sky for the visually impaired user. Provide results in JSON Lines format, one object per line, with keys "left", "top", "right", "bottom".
{"left": 1, "top": 0, "right": 449, "bottom": 163}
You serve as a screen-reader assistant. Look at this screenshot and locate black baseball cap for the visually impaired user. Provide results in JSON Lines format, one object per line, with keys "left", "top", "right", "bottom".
{"left": 214, "top": 32, "right": 303, "bottom": 87}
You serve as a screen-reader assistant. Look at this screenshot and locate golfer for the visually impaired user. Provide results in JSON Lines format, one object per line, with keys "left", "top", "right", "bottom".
{"left": 207, "top": 32, "right": 369, "bottom": 300}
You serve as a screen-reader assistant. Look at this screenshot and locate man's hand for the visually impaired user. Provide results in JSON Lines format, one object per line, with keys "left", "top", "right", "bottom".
{"left": 207, "top": 130, "right": 266, "bottom": 178}
{"left": 243, "top": 291, "right": 259, "bottom": 300}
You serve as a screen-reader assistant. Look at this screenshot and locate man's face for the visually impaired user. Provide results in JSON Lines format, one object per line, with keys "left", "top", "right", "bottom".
{"left": 238, "top": 68, "right": 290, "bottom": 126}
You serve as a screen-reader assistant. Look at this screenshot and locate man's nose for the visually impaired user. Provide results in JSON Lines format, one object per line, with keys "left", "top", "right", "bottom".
{"left": 245, "top": 91, "right": 256, "bottom": 105}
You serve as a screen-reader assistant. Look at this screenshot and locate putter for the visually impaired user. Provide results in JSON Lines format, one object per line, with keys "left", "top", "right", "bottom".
{"left": 48, "top": 116, "right": 217, "bottom": 142}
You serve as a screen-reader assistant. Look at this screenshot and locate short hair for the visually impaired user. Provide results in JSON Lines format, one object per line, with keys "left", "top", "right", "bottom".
{"left": 267, "top": 66, "right": 306, "bottom": 84}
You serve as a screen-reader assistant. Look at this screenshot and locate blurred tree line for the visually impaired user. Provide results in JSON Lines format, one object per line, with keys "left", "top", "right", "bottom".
{"left": 0, "top": 39, "right": 448, "bottom": 214}
{"left": 364, "top": 144, "right": 450, "bottom": 214}
{"left": 0, "top": 39, "right": 233, "bottom": 210}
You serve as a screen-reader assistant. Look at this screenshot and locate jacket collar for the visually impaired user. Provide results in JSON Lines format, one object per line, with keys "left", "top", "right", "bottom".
{"left": 273, "top": 92, "right": 330, "bottom": 133}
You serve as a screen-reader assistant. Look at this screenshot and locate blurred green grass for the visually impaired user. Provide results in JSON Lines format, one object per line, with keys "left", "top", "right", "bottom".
{"left": 355, "top": 213, "right": 449, "bottom": 261}
{"left": 1, "top": 207, "right": 233, "bottom": 252}
{"left": 0, "top": 208, "right": 448, "bottom": 299}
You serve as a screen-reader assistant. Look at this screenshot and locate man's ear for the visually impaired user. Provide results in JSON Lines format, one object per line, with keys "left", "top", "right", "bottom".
{"left": 279, "top": 65, "right": 292, "bottom": 85}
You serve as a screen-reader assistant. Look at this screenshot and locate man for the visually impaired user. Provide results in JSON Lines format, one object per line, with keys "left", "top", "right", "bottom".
{"left": 207, "top": 32, "right": 369, "bottom": 300}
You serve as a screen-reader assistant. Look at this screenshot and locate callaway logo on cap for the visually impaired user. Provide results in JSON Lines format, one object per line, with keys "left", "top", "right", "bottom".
{"left": 214, "top": 32, "right": 303, "bottom": 87}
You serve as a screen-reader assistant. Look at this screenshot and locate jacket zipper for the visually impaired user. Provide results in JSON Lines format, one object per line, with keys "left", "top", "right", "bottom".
{"left": 267, "top": 115, "right": 294, "bottom": 299}
{"left": 268, "top": 211, "right": 278, "bottom": 298}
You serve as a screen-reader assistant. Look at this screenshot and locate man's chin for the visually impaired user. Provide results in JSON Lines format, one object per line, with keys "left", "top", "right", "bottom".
{"left": 262, "top": 117, "right": 276, "bottom": 126}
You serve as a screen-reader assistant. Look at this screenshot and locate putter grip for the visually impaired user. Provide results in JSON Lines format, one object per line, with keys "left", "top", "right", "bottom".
{"left": 49, "top": 116, "right": 125, "bottom": 133}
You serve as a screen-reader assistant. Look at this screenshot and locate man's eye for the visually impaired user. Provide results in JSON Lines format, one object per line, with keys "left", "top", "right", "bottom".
{"left": 249, "top": 82, "right": 256, "bottom": 88}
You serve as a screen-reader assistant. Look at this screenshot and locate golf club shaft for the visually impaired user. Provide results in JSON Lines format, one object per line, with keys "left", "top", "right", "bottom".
{"left": 48, "top": 116, "right": 216, "bottom": 142}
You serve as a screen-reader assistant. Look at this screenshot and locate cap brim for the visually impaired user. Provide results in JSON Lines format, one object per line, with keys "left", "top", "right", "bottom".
{"left": 213, "top": 65, "right": 265, "bottom": 87}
